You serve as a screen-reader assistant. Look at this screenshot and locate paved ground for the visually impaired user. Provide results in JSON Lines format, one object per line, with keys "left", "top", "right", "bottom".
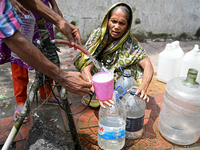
{"left": 0, "top": 40, "right": 200, "bottom": 149}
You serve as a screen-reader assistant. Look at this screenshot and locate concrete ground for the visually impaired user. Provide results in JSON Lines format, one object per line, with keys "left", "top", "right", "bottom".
{"left": 0, "top": 40, "right": 200, "bottom": 149}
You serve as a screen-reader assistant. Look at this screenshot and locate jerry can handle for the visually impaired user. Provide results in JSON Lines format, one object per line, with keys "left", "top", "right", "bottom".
{"left": 114, "top": 86, "right": 126, "bottom": 99}
{"left": 128, "top": 90, "right": 140, "bottom": 97}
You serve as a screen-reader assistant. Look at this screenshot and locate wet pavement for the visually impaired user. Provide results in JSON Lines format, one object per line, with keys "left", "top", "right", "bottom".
{"left": 0, "top": 40, "right": 200, "bottom": 149}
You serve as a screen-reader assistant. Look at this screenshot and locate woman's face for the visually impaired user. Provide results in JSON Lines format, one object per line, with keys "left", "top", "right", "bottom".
{"left": 108, "top": 7, "right": 128, "bottom": 42}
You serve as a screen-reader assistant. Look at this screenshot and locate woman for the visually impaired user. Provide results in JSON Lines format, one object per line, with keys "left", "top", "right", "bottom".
{"left": 74, "top": 2, "right": 154, "bottom": 108}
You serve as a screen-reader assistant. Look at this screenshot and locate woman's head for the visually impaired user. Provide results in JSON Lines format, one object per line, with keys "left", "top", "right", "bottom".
{"left": 107, "top": 4, "right": 132, "bottom": 42}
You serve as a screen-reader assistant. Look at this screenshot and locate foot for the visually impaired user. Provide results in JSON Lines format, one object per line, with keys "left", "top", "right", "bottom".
{"left": 14, "top": 104, "right": 29, "bottom": 123}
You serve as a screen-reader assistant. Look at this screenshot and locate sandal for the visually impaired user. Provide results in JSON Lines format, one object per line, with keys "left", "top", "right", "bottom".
{"left": 14, "top": 105, "right": 29, "bottom": 123}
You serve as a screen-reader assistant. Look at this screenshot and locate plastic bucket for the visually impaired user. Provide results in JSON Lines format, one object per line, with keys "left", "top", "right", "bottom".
{"left": 92, "top": 72, "right": 114, "bottom": 101}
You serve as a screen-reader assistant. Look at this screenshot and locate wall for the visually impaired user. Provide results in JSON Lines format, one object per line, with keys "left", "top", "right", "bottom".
{"left": 56, "top": 0, "right": 200, "bottom": 42}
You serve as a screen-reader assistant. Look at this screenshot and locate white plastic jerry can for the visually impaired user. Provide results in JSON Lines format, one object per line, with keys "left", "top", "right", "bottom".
{"left": 157, "top": 41, "right": 184, "bottom": 83}
{"left": 179, "top": 44, "right": 200, "bottom": 81}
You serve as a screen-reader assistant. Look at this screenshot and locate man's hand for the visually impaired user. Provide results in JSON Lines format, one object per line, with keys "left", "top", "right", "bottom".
{"left": 60, "top": 71, "right": 92, "bottom": 95}
{"left": 18, "top": 0, "right": 82, "bottom": 46}
{"left": 10, "top": 0, "right": 29, "bottom": 16}
{"left": 81, "top": 63, "right": 94, "bottom": 91}
{"left": 56, "top": 20, "right": 82, "bottom": 46}
{"left": 51, "top": 4, "right": 63, "bottom": 17}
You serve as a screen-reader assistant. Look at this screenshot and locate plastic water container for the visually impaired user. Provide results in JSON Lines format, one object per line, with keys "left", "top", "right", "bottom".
{"left": 157, "top": 41, "right": 184, "bottom": 83}
{"left": 115, "top": 68, "right": 137, "bottom": 96}
{"left": 121, "top": 87, "right": 146, "bottom": 139}
{"left": 98, "top": 91, "right": 126, "bottom": 150}
{"left": 158, "top": 68, "right": 200, "bottom": 145}
{"left": 179, "top": 44, "right": 200, "bottom": 81}
{"left": 11, "top": 12, "right": 35, "bottom": 58}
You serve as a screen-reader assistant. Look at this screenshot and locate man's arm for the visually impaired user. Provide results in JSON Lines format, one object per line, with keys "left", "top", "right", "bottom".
{"left": 18, "top": 0, "right": 82, "bottom": 46}
{"left": 49, "top": 0, "right": 63, "bottom": 17}
{"left": 3, "top": 31, "right": 92, "bottom": 95}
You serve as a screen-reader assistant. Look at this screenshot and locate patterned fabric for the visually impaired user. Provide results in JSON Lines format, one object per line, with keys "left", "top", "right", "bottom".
{"left": 0, "top": 0, "right": 22, "bottom": 64}
{"left": 74, "top": 2, "right": 148, "bottom": 83}
{"left": 0, "top": 0, "right": 22, "bottom": 38}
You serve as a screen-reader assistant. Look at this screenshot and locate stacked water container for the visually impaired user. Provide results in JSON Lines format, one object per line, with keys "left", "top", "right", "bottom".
{"left": 179, "top": 44, "right": 200, "bottom": 81}
{"left": 157, "top": 42, "right": 200, "bottom": 145}
{"left": 157, "top": 41, "right": 184, "bottom": 83}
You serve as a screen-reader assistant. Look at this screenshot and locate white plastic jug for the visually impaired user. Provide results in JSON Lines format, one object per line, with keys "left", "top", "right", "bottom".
{"left": 179, "top": 44, "right": 200, "bottom": 81}
{"left": 157, "top": 41, "right": 184, "bottom": 83}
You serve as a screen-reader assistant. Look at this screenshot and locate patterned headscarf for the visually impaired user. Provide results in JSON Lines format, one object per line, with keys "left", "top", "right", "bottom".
{"left": 74, "top": 2, "right": 148, "bottom": 82}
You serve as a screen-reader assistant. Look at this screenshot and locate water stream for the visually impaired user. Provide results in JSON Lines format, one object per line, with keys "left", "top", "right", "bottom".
{"left": 87, "top": 53, "right": 105, "bottom": 72}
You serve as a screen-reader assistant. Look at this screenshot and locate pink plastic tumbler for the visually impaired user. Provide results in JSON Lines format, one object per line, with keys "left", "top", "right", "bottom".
{"left": 92, "top": 72, "right": 114, "bottom": 101}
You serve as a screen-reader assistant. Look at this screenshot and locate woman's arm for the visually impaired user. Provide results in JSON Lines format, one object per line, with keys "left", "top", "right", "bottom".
{"left": 137, "top": 57, "right": 154, "bottom": 102}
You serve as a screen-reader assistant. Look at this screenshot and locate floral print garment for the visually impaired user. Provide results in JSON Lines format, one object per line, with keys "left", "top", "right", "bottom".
{"left": 74, "top": 2, "right": 148, "bottom": 84}
{"left": 75, "top": 27, "right": 148, "bottom": 83}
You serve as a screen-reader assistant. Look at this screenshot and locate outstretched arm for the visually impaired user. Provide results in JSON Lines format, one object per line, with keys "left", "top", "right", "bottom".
{"left": 18, "top": 0, "right": 82, "bottom": 46}
{"left": 49, "top": 0, "right": 63, "bottom": 17}
{"left": 10, "top": 0, "right": 29, "bottom": 16}
{"left": 136, "top": 57, "right": 154, "bottom": 102}
{"left": 3, "top": 31, "right": 92, "bottom": 95}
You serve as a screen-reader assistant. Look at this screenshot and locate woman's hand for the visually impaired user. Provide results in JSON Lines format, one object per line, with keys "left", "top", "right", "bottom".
{"left": 135, "top": 85, "right": 149, "bottom": 102}
{"left": 99, "top": 99, "right": 114, "bottom": 109}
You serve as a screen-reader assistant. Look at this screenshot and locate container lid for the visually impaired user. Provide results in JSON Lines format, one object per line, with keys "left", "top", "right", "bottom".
{"left": 182, "top": 68, "right": 199, "bottom": 88}
{"left": 123, "top": 69, "right": 132, "bottom": 77}
{"left": 192, "top": 44, "right": 199, "bottom": 52}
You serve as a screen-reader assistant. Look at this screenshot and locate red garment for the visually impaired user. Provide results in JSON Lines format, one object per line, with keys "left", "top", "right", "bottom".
{"left": 11, "top": 63, "right": 53, "bottom": 104}
{"left": 39, "top": 80, "right": 54, "bottom": 99}
{"left": 11, "top": 63, "right": 28, "bottom": 104}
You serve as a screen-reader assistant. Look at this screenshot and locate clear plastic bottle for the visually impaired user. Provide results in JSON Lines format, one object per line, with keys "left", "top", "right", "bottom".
{"left": 11, "top": 11, "right": 35, "bottom": 59}
{"left": 18, "top": 12, "right": 35, "bottom": 42}
{"left": 98, "top": 91, "right": 126, "bottom": 150}
{"left": 115, "top": 68, "right": 137, "bottom": 95}
{"left": 158, "top": 68, "right": 200, "bottom": 145}
{"left": 121, "top": 87, "right": 146, "bottom": 139}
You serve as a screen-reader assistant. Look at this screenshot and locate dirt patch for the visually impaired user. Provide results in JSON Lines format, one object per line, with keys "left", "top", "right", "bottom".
{"left": 26, "top": 108, "right": 75, "bottom": 150}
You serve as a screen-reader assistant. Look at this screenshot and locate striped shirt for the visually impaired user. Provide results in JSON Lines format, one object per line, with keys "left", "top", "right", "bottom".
{"left": 0, "top": 0, "right": 22, "bottom": 38}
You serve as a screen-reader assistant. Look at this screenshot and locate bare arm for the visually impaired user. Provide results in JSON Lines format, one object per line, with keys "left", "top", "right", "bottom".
{"left": 10, "top": 0, "right": 29, "bottom": 16}
{"left": 49, "top": 0, "right": 63, "bottom": 17}
{"left": 18, "top": 0, "right": 82, "bottom": 46}
{"left": 3, "top": 31, "right": 92, "bottom": 95}
{"left": 136, "top": 57, "right": 154, "bottom": 101}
